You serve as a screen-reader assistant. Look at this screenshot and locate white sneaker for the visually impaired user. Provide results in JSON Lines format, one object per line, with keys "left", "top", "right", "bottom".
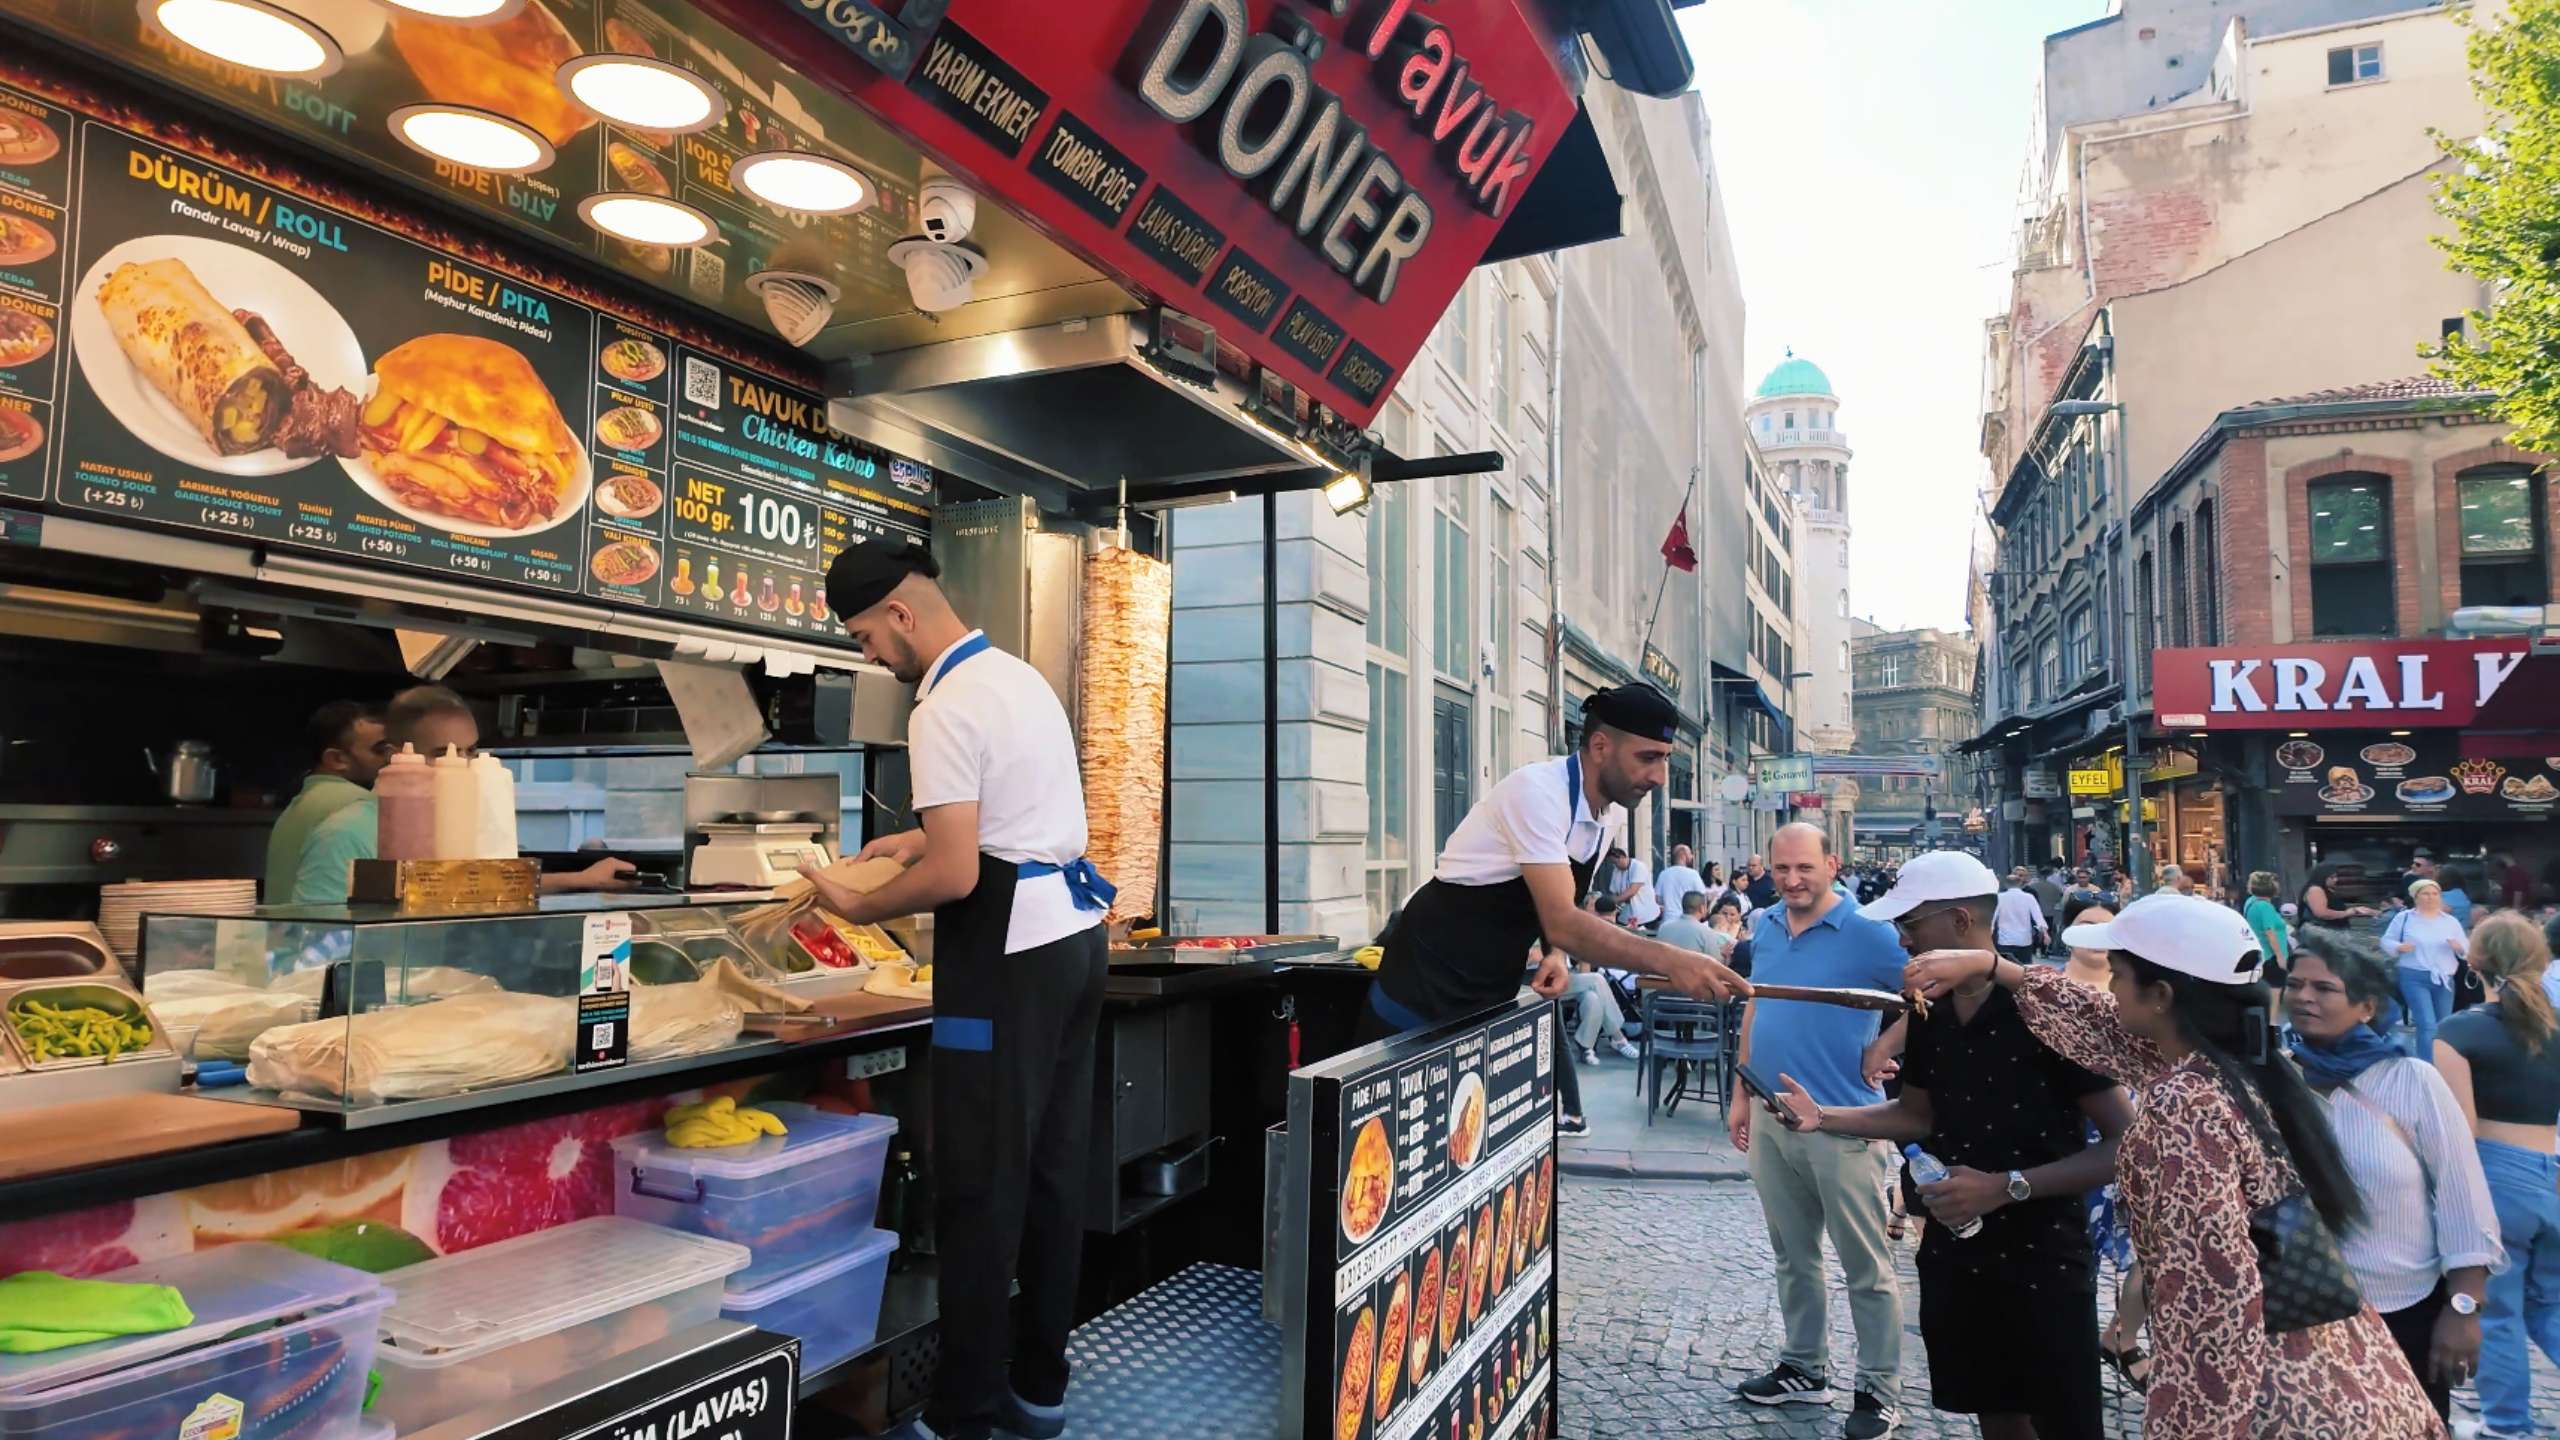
{"left": 1579, "top": 1047, "right": 1600, "bottom": 1066}
{"left": 1611, "top": 1037, "right": 1640, "bottom": 1059}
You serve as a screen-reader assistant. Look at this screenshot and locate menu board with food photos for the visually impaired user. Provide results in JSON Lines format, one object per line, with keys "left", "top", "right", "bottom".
{"left": 16, "top": 0, "right": 921, "bottom": 328}
{"left": 0, "top": 70, "right": 932, "bottom": 645}
{"left": 1286, "top": 994, "right": 1558, "bottom": 1440}
{"left": 2270, "top": 732, "right": 2560, "bottom": 817}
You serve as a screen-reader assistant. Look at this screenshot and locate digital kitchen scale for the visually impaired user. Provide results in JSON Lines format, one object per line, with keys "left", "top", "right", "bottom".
{"left": 686, "top": 819, "right": 836, "bottom": 890}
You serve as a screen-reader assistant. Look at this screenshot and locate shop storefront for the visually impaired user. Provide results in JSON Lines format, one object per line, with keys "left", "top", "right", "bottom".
{"left": 0, "top": 0, "right": 1632, "bottom": 1432}
{"left": 2152, "top": 638, "right": 2550, "bottom": 903}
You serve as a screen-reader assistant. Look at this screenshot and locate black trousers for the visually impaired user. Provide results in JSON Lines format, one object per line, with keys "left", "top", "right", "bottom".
{"left": 925, "top": 924, "right": 1108, "bottom": 1434}
{"left": 2378, "top": 1281, "right": 2452, "bottom": 1421}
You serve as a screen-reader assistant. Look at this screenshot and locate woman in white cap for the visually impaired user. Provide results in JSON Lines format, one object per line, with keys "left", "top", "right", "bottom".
{"left": 1906, "top": 893, "right": 2439, "bottom": 1439}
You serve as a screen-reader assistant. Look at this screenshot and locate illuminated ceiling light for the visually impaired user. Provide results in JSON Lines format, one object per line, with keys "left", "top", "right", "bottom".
{"left": 731, "top": 151, "right": 873, "bottom": 216}
{"left": 375, "top": 0, "right": 519, "bottom": 20}
{"left": 389, "top": 105, "right": 553, "bottom": 174}
{"left": 2287, "top": 730, "right": 2309, "bottom": 738}
{"left": 143, "top": 0, "right": 342, "bottom": 76}
{"left": 2390, "top": 729, "right": 2413, "bottom": 737}
{"left": 558, "top": 54, "right": 725, "bottom": 134}
{"left": 1322, "top": 469, "right": 1372, "bottom": 517}
{"left": 578, "top": 193, "right": 715, "bottom": 247}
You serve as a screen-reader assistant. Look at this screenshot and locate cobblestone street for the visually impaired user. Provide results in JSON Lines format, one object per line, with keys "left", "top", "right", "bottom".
{"left": 1555, "top": 1177, "right": 2560, "bottom": 1440}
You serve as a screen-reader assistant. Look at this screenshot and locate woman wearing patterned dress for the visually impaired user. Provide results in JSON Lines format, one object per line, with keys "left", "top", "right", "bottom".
{"left": 1906, "top": 893, "right": 2441, "bottom": 1440}
{"left": 2062, "top": 898, "right": 2147, "bottom": 1390}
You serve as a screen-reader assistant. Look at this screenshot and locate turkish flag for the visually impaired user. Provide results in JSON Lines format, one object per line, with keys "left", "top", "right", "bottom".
{"left": 1661, "top": 509, "right": 1698, "bottom": 573}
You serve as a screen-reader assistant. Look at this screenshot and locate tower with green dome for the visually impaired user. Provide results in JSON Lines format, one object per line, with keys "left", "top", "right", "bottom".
{"left": 1746, "top": 349, "right": 1858, "bottom": 763}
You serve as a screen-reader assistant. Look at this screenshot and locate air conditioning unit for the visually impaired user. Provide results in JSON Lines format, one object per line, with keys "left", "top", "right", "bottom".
{"left": 2087, "top": 705, "right": 2118, "bottom": 734}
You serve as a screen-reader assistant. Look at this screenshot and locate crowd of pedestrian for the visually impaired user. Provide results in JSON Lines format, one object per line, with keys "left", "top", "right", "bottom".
{"left": 1698, "top": 830, "right": 2560, "bottom": 1440}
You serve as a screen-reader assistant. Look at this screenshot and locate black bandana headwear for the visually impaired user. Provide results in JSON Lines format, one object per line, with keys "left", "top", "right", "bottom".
{"left": 824, "top": 538, "right": 940, "bottom": 620}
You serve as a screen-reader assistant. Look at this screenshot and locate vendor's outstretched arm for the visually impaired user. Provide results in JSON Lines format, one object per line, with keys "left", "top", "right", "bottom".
{"left": 1523, "top": 863, "right": 1749, "bottom": 1001}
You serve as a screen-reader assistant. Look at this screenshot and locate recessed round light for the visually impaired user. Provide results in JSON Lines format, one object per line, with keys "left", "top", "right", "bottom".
{"left": 557, "top": 54, "right": 725, "bottom": 134}
{"left": 578, "top": 192, "right": 715, "bottom": 247}
{"left": 374, "top": 0, "right": 519, "bottom": 20}
{"left": 389, "top": 105, "right": 554, "bottom": 174}
{"left": 730, "top": 151, "right": 873, "bottom": 216}
{"left": 142, "top": 0, "right": 342, "bottom": 76}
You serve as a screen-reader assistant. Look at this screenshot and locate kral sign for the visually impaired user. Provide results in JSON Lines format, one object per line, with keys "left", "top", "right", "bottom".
{"left": 2152, "top": 641, "right": 2531, "bottom": 730}
{"left": 719, "top": 0, "right": 1581, "bottom": 424}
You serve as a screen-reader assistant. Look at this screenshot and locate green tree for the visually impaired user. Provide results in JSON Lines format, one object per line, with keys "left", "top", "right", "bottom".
{"left": 2430, "top": 0, "right": 2560, "bottom": 455}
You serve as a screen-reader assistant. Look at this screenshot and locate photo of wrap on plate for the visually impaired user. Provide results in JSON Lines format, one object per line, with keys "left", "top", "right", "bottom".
{"left": 244, "top": 958, "right": 802, "bottom": 1104}
{"left": 345, "top": 333, "right": 590, "bottom": 537}
{"left": 72, "top": 237, "right": 367, "bottom": 474}
{"left": 0, "top": 404, "right": 39, "bottom": 464}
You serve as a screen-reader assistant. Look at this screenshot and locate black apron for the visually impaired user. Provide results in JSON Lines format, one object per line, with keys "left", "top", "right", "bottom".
{"left": 1367, "top": 755, "right": 1603, "bottom": 1032}
{"left": 914, "top": 637, "right": 1112, "bottom": 1434}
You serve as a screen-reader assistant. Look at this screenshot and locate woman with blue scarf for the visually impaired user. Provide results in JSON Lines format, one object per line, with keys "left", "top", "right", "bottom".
{"left": 2285, "top": 927, "right": 2502, "bottom": 1421}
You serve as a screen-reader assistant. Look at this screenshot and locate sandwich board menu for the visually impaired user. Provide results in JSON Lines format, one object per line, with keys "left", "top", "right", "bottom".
{"left": 0, "top": 65, "right": 932, "bottom": 648}
{"left": 1285, "top": 993, "right": 1559, "bottom": 1440}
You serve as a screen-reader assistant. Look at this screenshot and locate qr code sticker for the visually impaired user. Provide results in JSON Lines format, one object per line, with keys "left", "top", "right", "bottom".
{"left": 590, "top": 1021, "right": 617, "bottom": 1050}
{"left": 1536, "top": 1011, "right": 1553, "bottom": 1077}
{"left": 687, "top": 246, "right": 725, "bottom": 300}
{"left": 683, "top": 356, "right": 720, "bottom": 409}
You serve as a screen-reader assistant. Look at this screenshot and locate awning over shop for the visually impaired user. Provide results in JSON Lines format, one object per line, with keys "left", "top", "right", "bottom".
{"left": 1711, "top": 662, "right": 1792, "bottom": 753}
{"left": 2461, "top": 649, "right": 2560, "bottom": 759}
{"left": 1957, "top": 685, "right": 2115, "bottom": 755}
{"left": 1479, "top": 107, "right": 1625, "bottom": 264}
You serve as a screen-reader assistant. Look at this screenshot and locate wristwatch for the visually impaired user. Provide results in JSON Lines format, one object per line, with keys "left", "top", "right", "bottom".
{"left": 2005, "top": 1170, "right": 2033, "bottom": 1203}
{"left": 2451, "top": 1292, "right": 2481, "bottom": 1316}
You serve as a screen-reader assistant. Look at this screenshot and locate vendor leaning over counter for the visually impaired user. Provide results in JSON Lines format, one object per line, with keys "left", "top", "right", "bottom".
{"left": 1358, "top": 682, "right": 1753, "bottom": 1049}
{"left": 288, "top": 685, "right": 638, "bottom": 904}
{"left": 262, "top": 700, "right": 392, "bottom": 901}
{"left": 794, "top": 540, "right": 1108, "bottom": 1440}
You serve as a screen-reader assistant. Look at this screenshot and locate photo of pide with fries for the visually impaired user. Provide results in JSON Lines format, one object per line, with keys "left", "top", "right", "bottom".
{"left": 344, "top": 333, "right": 589, "bottom": 537}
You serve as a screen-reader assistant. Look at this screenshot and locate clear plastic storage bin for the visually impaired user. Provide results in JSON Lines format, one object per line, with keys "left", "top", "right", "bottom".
{"left": 0, "top": 1244, "right": 389, "bottom": 1439}
{"left": 369, "top": 1216, "right": 749, "bottom": 1435}
{"left": 718, "top": 1228, "right": 900, "bottom": 1377}
{"left": 610, "top": 1104, "right": 898, "bottom": 1291}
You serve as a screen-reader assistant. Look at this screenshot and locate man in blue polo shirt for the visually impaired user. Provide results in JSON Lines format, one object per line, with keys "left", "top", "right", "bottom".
{"left": 1729, "top": 822, "right": 1909, "bottom": 1440}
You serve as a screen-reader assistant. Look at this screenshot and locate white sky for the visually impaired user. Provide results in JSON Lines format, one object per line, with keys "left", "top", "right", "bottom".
{"left": 1680, "top": 0, "right": 2109, "bottom": 634}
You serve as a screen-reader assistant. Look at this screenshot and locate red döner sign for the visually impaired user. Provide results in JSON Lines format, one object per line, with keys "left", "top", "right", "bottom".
{"left": 2151, "top": 641, "right": 2531, "bottom": 729}
{"left": 708, "top": 0, "right": 1580, "bottom": 425}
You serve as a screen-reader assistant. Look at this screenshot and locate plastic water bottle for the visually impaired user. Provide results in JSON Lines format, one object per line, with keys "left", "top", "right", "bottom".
{"left": 1904, "top": 1144, "right": 1982, "bottom": 1238}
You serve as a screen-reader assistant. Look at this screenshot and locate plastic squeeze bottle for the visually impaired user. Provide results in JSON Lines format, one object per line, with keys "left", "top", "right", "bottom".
{"left": 373, "top": 744, "right": 436, "bottom": 863}
{"left": 429, "top": 745, "right": 477, "bottom": 860}
{"left": 469, "top": 753, "right": 518, "bottom": 860}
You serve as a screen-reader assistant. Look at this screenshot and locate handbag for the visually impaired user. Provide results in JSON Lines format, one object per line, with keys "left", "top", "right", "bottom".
{"left": 2248, "top": 1189, "right": 2366, "bottom": 1334}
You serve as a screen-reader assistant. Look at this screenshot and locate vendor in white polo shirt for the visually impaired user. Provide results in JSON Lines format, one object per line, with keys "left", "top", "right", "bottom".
{"left": 1360, "top": 682, "right": 1752, "bottom": 1059}
{"left": 798, "top": 538, "right": 1107, "bottom": 1440}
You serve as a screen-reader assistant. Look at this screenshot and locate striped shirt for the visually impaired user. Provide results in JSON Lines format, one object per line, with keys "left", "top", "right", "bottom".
{"left": 2315, "top": 1055, "right": 2504, "bottom": 1312}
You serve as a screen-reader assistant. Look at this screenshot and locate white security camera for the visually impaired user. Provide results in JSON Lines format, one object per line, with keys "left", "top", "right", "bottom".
{"left": 918, "top": 176, "right": 978, "bottom": 244}
{"left": 745, "top": 270, "right": 839, "bottom": 347}
{"left": 886, "top": 238, "right": 987, "bottom": 313}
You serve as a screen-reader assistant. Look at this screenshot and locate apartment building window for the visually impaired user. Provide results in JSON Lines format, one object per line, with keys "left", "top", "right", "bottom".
{"left": 1783, "top": 411, "right": 1796, "bottom": 430}
{"left": 1433, "top": 693, "right": 1471, "bottom": 851}
{"left": 1432, "top": 476, "right": 1472, "bottom": 679}
{"left": 2014, "top": 658, "right": 2036, "bottom": 710}
{"left": 2327, "top": 43, "right": 2383, "bottom": 85}
{"left": 2458, "top": 467, "right": 2548, "bottom": 607}
{"left": 2194, "top": 501, "right": 2221, "bottom": 642}
{"left": 1758, "top": 414, "right": 1771, "bottom": 434}
{"left": 1879, "top": 653, "right": 1905, "bottom": 687}
{"left": 1441, "top": 280, "right": 1474, "bottom": 384}
{"left": 1839, "top": 640, "right": 1850, "bottom": 673}
{"left": 2308, "top": 475, "right": 2395, "bottom": 635}
{"left": 2065, "top": 604, "right": 2094, "bottom": 678}
{"left": 1488, "top": 492, "right": 1515, "bottom": 695}
{"left": 1488, "top": 287, "right": 1515, "bottom": 422}
{"left": 2167, "top": 521, "right": 2191, "bottom": 647}
{"left": 2136, "top": 551, "right": 2157, "bottom": 690}
{"left": 2039, "top": 633, "right": 2062, "bottom": 698}
{"left": 1365, "top": 663, "right": 1409, "bottom": 931}
{"left": 1364, "top": 454, "right": 1414, "bottom": 932}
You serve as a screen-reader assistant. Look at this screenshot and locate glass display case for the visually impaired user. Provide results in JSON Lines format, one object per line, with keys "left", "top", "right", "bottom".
{"left": 136, "top": 896, "right": 830, "bottom": 1126}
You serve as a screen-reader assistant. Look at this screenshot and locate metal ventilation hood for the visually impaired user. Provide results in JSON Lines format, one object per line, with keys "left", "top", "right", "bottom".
{"left": 828, "top": 311, "right": 1348, "bottom": 512}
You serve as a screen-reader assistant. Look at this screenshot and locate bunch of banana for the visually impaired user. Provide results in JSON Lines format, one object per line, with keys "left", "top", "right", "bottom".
{"left": 663, "top": 1095, "right": 788, "bottom": 1149}
{"left": 10, "top": 1002, "right": 154, "bottom": 1062}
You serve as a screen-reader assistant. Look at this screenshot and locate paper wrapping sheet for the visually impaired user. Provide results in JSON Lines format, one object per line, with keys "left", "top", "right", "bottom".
{"left": 1078, "top": 546, "right": 1172, "bottom": 924}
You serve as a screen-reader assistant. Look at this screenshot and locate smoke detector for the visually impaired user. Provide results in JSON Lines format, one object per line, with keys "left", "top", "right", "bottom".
{"left": 886, "top": 238, "right": 987, "bottom": 313}
{"left": 917, "top": 175, "right": 977, "bottom": 243}
{"left": 744, "top": 269, "right": 839, "bottom": 347}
